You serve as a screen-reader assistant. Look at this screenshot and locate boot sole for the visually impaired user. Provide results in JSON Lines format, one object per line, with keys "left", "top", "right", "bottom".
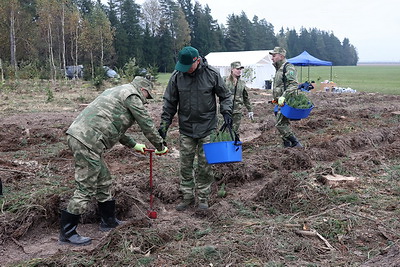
{"left": 58, "top": 239, "right": 92, "bottom": 246}
{"left": 99, "top": 227, "right": 115, "bottom": 232}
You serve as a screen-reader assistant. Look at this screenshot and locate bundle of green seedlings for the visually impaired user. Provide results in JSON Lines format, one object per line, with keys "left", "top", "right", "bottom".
{"left": 285, "top": 92, "right": 314, "bottom": 109}
{"left": 210, "top": 130, "right": 235, "bottom": 142}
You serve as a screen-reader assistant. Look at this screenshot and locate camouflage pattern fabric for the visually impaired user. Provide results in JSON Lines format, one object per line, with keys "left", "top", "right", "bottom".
{"left": 66, "top": 135, "right": 112, "bottom": 215}
{"left": 179, "top": 134, "right": 214, "bottom": 202}
{"left": 67, "top": 83, "right": 163, "bottom": 154}
{"left": 272, "top": 59, "right": 298, "bottom": 101}
{"left": 224, "top": 77, "right": 252, "bottom": 115}
{"left": 231, "top": 113, "right": 242, "bottom": 134}
{"left": 275, "top": 111, "right": 294, "bottom": 141}
{"left": 272, "top": 59, "right": 299, "bottom": 142}
{"left": 221, "top": 76, "right": 253, "bottom": 133}
{"left": 65, "top": 81, "right": 163, "bottom": 214}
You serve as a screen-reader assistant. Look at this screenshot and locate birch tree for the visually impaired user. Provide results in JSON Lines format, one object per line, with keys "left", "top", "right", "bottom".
{"left": 81, "top": 3, "right": 114, "bottom": 78}
{"left": 141, "top": 0, "right": 162, "bottom": 36}
{"left": 37, "top": 0, "right": 58, "bottom": 80}
{"left": 0, "top": 0, "right": 19, "bottom": 74}
{"left": 64, "top": 4, "right": 82, "bottom": 76}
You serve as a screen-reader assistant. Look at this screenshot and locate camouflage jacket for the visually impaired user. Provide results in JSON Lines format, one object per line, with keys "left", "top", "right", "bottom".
{"left": 160, "top": 58, "right": 232, "bottom": 139}
{"left": 272, "top": 59, "right": 298, "bottom": 100}
{"left": 224, "top": 76, "right": 252, "bottom": 115}
{"left": 67, "top": 83, "right": 163, "bottom": 154}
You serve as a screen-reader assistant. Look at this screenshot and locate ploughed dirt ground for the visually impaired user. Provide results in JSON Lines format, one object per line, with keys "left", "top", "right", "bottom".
{"left": 0, "top": 80, "right": 399, "bottom": 266}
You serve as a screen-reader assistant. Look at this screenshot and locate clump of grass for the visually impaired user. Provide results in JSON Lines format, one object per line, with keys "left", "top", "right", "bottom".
{"left": 45, "top": 86, "right": 54, "bottom": 102}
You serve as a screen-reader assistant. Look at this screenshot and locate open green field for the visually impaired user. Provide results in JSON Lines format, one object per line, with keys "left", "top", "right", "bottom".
{"left": 295, "top": 65, "right": 400, "bottom": 95}
{"left": 157, "top": 65, "right": 400, "bottom": 95}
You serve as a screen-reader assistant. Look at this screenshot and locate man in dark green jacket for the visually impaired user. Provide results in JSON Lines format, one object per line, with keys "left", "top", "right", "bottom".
{"left": 61, "top": 76, "right": 168, "bottom": 246}
{"left": 158, "top": 46, "right": 233, "bottom": 211}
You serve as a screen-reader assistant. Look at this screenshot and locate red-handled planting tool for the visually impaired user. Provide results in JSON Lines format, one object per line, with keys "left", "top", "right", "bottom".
{"left": 144, "top": 148, "right": 157, "bottom": 219}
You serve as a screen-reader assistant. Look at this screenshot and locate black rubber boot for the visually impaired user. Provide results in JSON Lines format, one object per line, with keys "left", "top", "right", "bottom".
{"left": 98, "top": 199, "right": 124, "bottom": 232}
{"left": 197, "top": 199, "right": 209, "bottom": 211}
{"left": 288, "top": 135, "right": 303, "bottom": 148}
{"left": 283, "top": 139, "right": 292, "bottom": 148}
{"left": 59, "top": 210, "right": 92, "bottom": 246}
{"left": 175, "top": 196, "right": 195, "bottom": 211}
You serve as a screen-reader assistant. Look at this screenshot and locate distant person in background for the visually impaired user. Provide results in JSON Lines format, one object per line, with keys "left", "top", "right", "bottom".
{"left": 158, "top": 46, "right": 233, "bottom": 211}
{"left": 270, "top": 47, "right": 303, "bottom": 148}
{"left": 60, "top": 76, "right": 168, "bottom": 246}
{"left": 222, "top": 61, "right": 254, "bottom": 135}
{"left": 298, "top": 81, "right": 314, "bottom": 91}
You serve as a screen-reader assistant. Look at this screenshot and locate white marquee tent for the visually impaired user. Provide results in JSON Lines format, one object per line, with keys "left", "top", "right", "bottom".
{"left": 205, "top": 50, "right": 275, "bottom": 89}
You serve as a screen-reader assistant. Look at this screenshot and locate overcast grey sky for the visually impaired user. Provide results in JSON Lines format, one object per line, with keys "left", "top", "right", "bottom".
{"left": 113, "top": 0, "right": 400, "bottom": 62}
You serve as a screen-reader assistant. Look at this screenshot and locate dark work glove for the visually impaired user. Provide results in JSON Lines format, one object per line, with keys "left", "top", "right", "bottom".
{"left": 223, "top": 113, "right": 233, "bottom": 128}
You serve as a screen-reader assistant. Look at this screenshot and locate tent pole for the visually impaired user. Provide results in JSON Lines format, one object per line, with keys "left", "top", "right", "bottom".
{"left": 300, "top": 66, "right": 303, "bottom": 82}
{"left": 308, "top": 66, "right": 310, "bottom": 81}
{"left": 330, "top": 66, "right": 333, "bottom": 81}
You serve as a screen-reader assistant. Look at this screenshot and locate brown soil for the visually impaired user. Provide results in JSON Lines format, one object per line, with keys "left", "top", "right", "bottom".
{"left": 0, "top": 81, "right": 399, "bottom": 266}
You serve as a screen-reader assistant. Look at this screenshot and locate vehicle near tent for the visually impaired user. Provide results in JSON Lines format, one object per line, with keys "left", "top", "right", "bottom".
{"left": 65, "top": 65, "right": 84, "bottom": 79}
{"left": 103, "top": 66, "right": 120, "bottom": 79}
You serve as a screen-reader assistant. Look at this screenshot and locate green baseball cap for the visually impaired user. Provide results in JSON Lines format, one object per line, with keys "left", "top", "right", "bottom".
{"left": 175, "top": 46, "right": 200, "bottom": 72}
{"left": 269, "top": 47, "right": 287, "bottom": 57}
{"left": 132, "top": 76, "right": 154, "bottom": 99}
{"left": 231, "top": 61, "right": 244, "bottom": 69}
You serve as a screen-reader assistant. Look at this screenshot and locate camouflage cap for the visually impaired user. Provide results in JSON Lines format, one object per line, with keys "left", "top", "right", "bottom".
{"left": 269, "top": 47, "right": 286, "bottom": 57}
{"left": 132, "top": 76, "right": 154, "bottom": 99}
{"left": 230, "top": 61, "right": 244, "bottom": 69}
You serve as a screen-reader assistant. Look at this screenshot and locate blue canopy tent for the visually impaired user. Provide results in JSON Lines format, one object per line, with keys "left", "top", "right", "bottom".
{"left": 287, "top": 51, "right": 333, "bottom": 82}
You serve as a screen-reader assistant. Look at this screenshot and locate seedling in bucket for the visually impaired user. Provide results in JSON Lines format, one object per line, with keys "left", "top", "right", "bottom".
{"left": 203, "top": 123, "right": 242, "bottom": 164}
{"left": 274, "top": 92, "right": 314, "bottom": 120}
{"left": 144, "top": 149, "right": 157, "bottom": 219}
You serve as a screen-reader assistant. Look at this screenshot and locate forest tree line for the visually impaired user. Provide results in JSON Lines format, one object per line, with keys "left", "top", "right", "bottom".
{"left": 0, "top": 0, "right": 358, "bottom": 81}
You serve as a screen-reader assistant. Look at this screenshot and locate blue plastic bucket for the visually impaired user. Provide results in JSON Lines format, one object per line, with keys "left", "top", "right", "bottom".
{"left": 277, "top": 104, "right": 314, "bottom": 120}
{"left": 203, "top": 141, "right": 242, "bottom": 164}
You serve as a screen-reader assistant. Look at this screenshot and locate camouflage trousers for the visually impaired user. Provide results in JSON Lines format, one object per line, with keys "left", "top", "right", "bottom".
{"left": 275, "top": 111, "right": 294, "bottom": 141}
{"left": 66, "top": 135, "right": 113, "bottom": 215}
{"left": 231, "top": 113, "right": 242, "bottom": 135}
{"left": 179, "top": 134, "right": 214, "bottom": 202}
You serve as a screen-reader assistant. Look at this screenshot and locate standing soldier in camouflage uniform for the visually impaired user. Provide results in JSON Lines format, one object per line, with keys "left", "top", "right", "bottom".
{"left": 60, "top": 76, "right": 168, "bottom": 246}
{"left": 270, "top": 47, "right": 303, "bottom": 147}
{"left": 158, "top": 46, "right": 233, "bottom": 211}
{"left": 223, "top": 61, "right": 254, "bottom": 135}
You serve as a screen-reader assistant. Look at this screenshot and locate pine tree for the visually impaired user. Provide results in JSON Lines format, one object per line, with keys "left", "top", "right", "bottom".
{"left": 225, "top": 14, "right": 244, "bottom": 51}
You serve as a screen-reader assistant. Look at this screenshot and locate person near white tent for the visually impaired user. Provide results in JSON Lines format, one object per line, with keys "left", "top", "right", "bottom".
{"left": 205, "top": 50, "right": 275, "bottom": 89}
{"left": 221, "top": 61, "right": 254, "bottom": 135}
{"left": 270, "top": 47, "right": 303, "bottom": 148}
